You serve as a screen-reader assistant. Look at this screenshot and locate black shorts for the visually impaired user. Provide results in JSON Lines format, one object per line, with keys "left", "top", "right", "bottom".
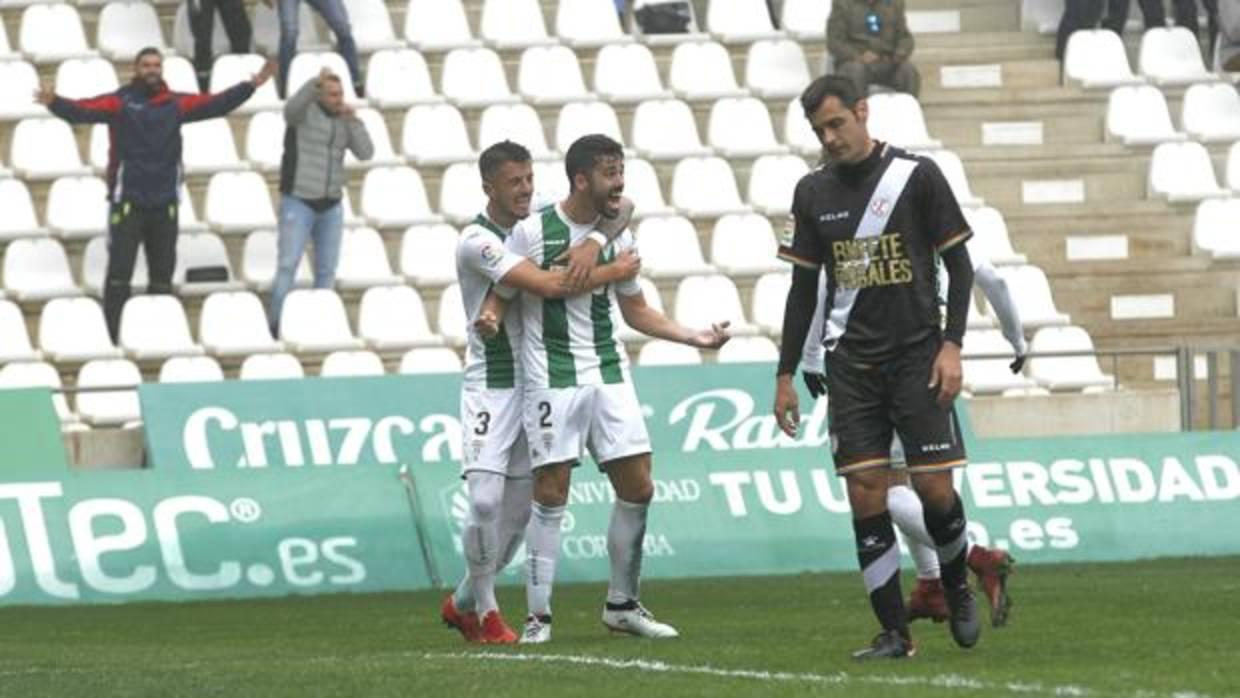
{"left": 824, "top": 337, "right": 967, "bottom": 477}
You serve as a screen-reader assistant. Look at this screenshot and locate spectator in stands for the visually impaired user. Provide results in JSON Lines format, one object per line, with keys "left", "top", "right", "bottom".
{"left": 187, "top": 0, "right": 253, "bottom": 92}
{"left": 269, "top": 69, "right": 374, "bottom": 334}
{"left": 267, "top": 0, "right": 361, "bottom": 97}
{"left": 1219, "top": 0, "right": 1240, "bottom": 70}
{"left": 35, "top": 48, "right": 274, "bottom": 342}
{"left": 828, "top": 0, "right": 921, "bottom": 98}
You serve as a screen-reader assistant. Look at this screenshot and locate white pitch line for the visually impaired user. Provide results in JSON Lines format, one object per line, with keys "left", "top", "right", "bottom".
{"left": 424, "top": 651, "right": 1211, "bottom": 698}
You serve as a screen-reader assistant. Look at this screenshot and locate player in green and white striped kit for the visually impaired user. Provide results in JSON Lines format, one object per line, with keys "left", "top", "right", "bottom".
{"left": 484, "top": 135, "right": 732, "bottom": 644}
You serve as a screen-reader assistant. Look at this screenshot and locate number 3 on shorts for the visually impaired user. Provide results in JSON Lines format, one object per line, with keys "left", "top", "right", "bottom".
{"left": 474, "top": 410, "right": 491, "bottom": 436}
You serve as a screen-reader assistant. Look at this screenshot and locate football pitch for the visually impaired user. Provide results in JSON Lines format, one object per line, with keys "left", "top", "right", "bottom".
{"left": 0, "top": 557, "right": 1234, "bottom": 698}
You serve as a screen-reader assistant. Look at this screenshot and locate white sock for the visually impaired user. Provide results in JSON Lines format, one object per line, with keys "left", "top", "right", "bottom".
{"left": 526, "top": 501, "right": 565, "bottom": 618}
{"left": 496, "top": 477, "right": 533, "bottom": 571}
{"left": 463, "top": 472, "right": 504, "bottom": 616}
{"left": 606, "top": 498, "right": 649, "bottom": 606}
{"left": 888, "top": 484, "right": 940, "bottom": 580}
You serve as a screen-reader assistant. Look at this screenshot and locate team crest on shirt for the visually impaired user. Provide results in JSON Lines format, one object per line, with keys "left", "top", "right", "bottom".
{"left": 779, "top": 215, "right": 795, "bottom": 247}
{"left": 869, "top": 197, "right": 892, "bottom": 217}
{"left": 479, "top": 242, "right": 501, "bottom": 268}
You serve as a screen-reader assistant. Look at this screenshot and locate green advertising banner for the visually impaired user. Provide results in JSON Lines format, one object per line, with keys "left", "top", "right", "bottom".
{"left": 0, "top": 387, "right": 70, "bottom": 477}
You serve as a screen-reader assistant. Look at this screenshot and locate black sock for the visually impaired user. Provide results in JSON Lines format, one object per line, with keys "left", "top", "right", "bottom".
{"left": 853, "top": 511, "right": 907, "bottom": 636}
{"left": 923, "top": 493, "right": 969, "bottom": 589}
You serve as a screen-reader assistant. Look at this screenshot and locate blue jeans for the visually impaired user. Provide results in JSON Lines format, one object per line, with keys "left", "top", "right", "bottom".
{"left": 277, "top": 0, "right": 360, "bottom": 95}
{"left": 270, "top": 196, "right": 343, "bottom": 331}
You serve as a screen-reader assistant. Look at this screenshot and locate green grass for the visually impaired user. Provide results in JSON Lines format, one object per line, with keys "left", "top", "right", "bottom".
{"left": 0, "top": 557, "right": 1235, "bottom": 698}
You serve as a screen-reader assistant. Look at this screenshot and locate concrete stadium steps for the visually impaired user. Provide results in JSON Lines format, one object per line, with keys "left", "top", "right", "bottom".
{"left": 1004, "top": 203, "right": 1195, "bottom": 263}
{"left": 951, "top": 144, "right": 1150, "bottom": 209}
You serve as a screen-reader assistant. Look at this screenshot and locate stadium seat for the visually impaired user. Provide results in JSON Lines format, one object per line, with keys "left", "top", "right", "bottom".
{"left": 400, "top": 224, "right": 460, "bottom": 287}
{"left": 783, "top": 96, "right": 821, "bottom": 155}
{"left": 478, "top": 104, "right": 556, "bottom": 159}
{"left": 182, "top": 118, "right": 247, "bottom": 174}
{"left": 76, "top": 358, "right": 142, "bottom": 427}
{"left": 751, "top": 271, "right": 790, "bottom": 334}
{"left": 0, "top": 361, "right": 77, "bottom": 425}
{"left": 252, "top": 0, "right": 323, "bottom": 55}
{"left": 173, "top": 1, "right": 229, "bottom": 57}
{"left": 345, "top": 108, "right": 403, "bottom": 168}
{"left": 358, "top": 285, "right": 442, "bottom": 350}
{"left": 279, "top": 289, "right": 364, "bottom": 352}
{"left": 556, "top": 101, "right": 626, "bottom": 153}
{"left": 674, "top": 275, "right": 759, "bottom": 336}
{"left": 0, "top": 299, "right": 40, "bottom": 363}
{"left": 1181, "top": 83, "right": 1240, "bottom": 143}
{"left": 994, "top": 265, "right": 1072, "bottom": 328}
{"left": 82, "top": 236, "right": 148, "bottom": 296}
{"left": 4, "top": 238, "right": 79, "bottom": 301}
{"left": 288, "top": 52, "right": 363, "bottom": 103}
{"left": 441, "top": 47, "right": 518, "bottom": 107}
{"left": 555, "top": 0, "right": 631, "bottom": 47}
{"left": 0, "top": 178, "right": 46, "bottom": 240}
{"left": 670, "top": 157, "right": 751, "bottom": 218}
{"left": 480, "top": 0, "right": 553, "bottom": 48}
{"left": 336, "top": 226, "right": 402, "bottom": 289}
{"left": 240, "top": 352, "right": 304, "bottom": 380}
{"left": 622, "top": 157, "right": 676, "bottom": 219}
{"left": 1027, "top": 325, "right": 1115, "bottom": 392}
{"left": 638, "top": 340, "right": 702, "bottom": 366}
{"left": 403, "top": 0, "right": 479, "bottom": 51}
{"left": 916, "top": 149, "right": 982, "bottom": 207}
{"left": 0, "top": 61, "right": 47, "bottom": 119}
{"left": 518, "top": 45, "right": 594, "bottom": 105}
{"left": 1228, "top": 142, "right": 1240, "bottom": 192}
{"left": 244, "top": 110, "right": 284, "bottom": 171}
{"left": 365, "top": 49, "right": 440, "bottom": 108}
{"left": 19, "top": 3, "right": 95, "bottom": 63}
{"left": 744, "top": 39, "right": 811, "bottom": 99}
{"left": 399, "top": 347, "right": 462, "bottom": 374}
{"left": 593, "top": 44, "right": 673, "bottom": 104}
{"left": 1148, "top": 141, "right": 1228, "bottom": 203}
{"left": 401, "top": 103, "right": 476, "bottom": 165}
{"left": 709, "top": 214, "right": 784, "bottom": 276}
{"left": 45, "top": 176, "right": 108, "bottom": 239}
{"left": 961, "top": 329, "right": 1039, "bottom": 395}
{"left": 54, "top": 57, "right": 118, "bottom": 99}
{"left": 175, "top": 232, "right": 243, "bottom": 294}
{"left": 633, "top": 216, "right": 715, "bottom": 278}
{"left": 708, "top": 97, "right": 789, "bottom": 158}
{"left": 205, "top": 171, "right": 278, "bottom": 233}
{"left": 612, "top": 277, "right": 664, "bottom": 342}
{"left": 436, "top": 284, "right": 468, "bottom": 347}
{"left": 437, "top": 162, "right": 487, "bottom": 225}
{"left": 199, "top": 290, "right": 284, "bottom": 356}
{"left": 119, "top": 295, "right": 204, "bottom": 360}
{"left": 211, "top": 55, "right": 283, "bottom": 113}
{"left": 962, "top": 207, "right": 1027, "bottom": 266}
{"left": 1021, "top": 0, "right": 1063, "bottom": 33}
{"left": 159, "top": 355, "right": 225, "bottom": 383}
{"left": 161, "top": 55, "right": 200, "bottom": 94}
{"left": 717, "top": 335, "right": 779, "bottom": 363}
{"left": 747, "top": 154, "right": 810, "bottom": 216}
{"left": 359, "top": 166, "right": 441, "bottom": 228}
{"left": 781, "top": 0, "right": 832, "bottom": 40}
{"left": 631, "top": 99, "right": 712, "bottom": 161}
{"left": 1105, "top": 85, "right": 1187, "bottom": 146}
{"left": 867, "top": 93, "right": 942, "bottom": 149}
{"left": 532, "top": 161, "right": 570, "bottom": 204}
{"left": 10, "top": 118, "right": 91, "bottom": 179}
{"left": 1192, "top": 197, "right": 1240, "bottom": 258}
{"left": 88, "top": 123, "right": 110, "bottom": 173}
{"left": 241, "top": 229, "right": 311, "bottom": 292}
{"left": 38, "top": 297, "right": 121, "bottom": 361}
{"left": 1062, "top": 30, "right": 1144, "bottom": 88}
{"left": 321, "top": 349, "right": 386, "bottom": 376}
{"left": 177, "top": 184, "right": 208, "bottom": 234}
{"left": 706, "top": 0, "right": 782, "bottom": 43}
{"left": 97, "top": 1, "right": 167, "bottom": 60}
{"left": 669, "top": 41, "right": 747, "bottom": 100}
{"left": 1138, "top": 27, "right": 1218, "bottom": 86}
{"left": 341, "top": 0, "right": 403, "bottom": 52}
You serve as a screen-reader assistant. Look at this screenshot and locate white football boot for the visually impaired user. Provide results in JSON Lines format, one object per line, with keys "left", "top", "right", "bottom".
{"left": 520, "top": 615, "right": 552, "bottom": 644}
{"left": 601, "top": 603, "right": 679, "bottom": 638}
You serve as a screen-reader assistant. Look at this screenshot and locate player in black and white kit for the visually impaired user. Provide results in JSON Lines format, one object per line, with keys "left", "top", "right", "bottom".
{"left": 772, "top": 75, "right": 981, "bottom": 660}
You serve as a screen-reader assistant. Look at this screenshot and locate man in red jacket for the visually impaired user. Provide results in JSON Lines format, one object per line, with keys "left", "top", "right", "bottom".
{"left": 35, "top": 47, "right": 275, "bottom": 340}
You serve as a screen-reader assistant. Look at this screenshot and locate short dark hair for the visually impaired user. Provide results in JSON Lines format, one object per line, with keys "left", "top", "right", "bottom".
{"left": 478, "top": 140, "right": 532, "bottom": 181}
{"left": 564, "top": 134, "right": 624, "bottom": 188}
{"left": 134, "top": 47, "right": 162, "bottom": 64}
{"left": 800, "top": 74, "right": 861, "bottom": 119}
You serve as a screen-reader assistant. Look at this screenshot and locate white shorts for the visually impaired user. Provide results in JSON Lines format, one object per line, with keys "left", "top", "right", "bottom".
{"left": 524, "top": 382, "right": 652, "bottom": 470}
{"left": 460, "top": 386, "right": 531, "bottom": 479}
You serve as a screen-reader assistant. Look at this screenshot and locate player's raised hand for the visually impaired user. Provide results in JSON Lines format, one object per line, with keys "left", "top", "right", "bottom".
{"left": 33, "top": 83, "right": 55, "bottom": 106}
{"left": 774, "top": 375, "right": 800, "bottom": 438}
{"left": 252, "top": 58, "right": 277, "bottom": 87}
{"left": 560, "top": 238, "right": 601, "bottom": 293}
{"left": 687, "top": 321, "right": 730, "bottom": 350}
{"left": 928, "top": 341, "right": 963, "bottom": 408}
{"left": 474, "top": 310, "right": 500, "bottom": 339}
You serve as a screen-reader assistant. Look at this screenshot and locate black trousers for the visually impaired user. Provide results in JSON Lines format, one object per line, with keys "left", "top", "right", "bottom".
{"left": 104, "top": 203, "right": 178, "bottom": 342}
{"left": 188, "top": 0, "right": 252, "bottom": 91}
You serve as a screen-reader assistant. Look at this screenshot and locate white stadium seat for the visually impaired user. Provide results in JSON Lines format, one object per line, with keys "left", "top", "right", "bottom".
{"left": 744, "top": 39, "right": 811, "bottom": 99}
{"left": 288, "top": 52, "right": 362, "bottom": 103}
{"left": 631, "top": 99, "right": 712, "bottom": 161}
{"left": 279, "top": 289, "right": 365, "bottom": 352}
{"left": 199, "top": 291, "right": 283, "bottom": 356}
{"left": 336, "top": 226, "right": 403, "bottom": 289}
{"left": 342, "top": 0, "right": 403, "bottom": 52}
{"left": 1027, "top": 325, "right": 1115, "bottom": 392}
{"left": 478, "top": 104, "right": 556, "bottom": 159}
{"left": 674, "top": 274, "right": 759, "bottom": 336}
{"left": 1148, "top": 141, "right": 1228, "bottom": 203}
{"left": 748, "top": 154, "right": 810, "bottom": 216}
{"left": 518, "top": 45, "right": 594, "bottom": 105}
{"left": 0, "top": 61, "right": 47, "bottom": 119}
{"left": 181, "top": 118, "right": 247, "bottom": 174}
{"left": 159, "top": 355, "right": 225, "bottom": 383}
{"left": 781, "top": 0, "right": 832, "bottom": 40}
{"left": 555, "top": 0, "right": 631, "bottom": 47}
{"left": 0, "top": 299, "right": 40, "bottom": 363}
{"left": 401, "top": 103, "right": 476, "bottom": 165}
{"left": 242, "top": 229, "right": 311, "bottom": 292}
{"left": 1138, "top": 27, "right": 1219, "bottom": 86}
{"left": 321, "top": 349, "right": 386, "bottom": 376}
{"left": 3, "top": 238, "right": 79, "bottom": 301}
{"left": 994, "top": 265, "right": 1071, "bottom": 328}
{"left": 1192, "top": 198, "right": 1240, "bottom": 258}
{"left": 706, "top": 0, "right": 782, "bottom": 44}
{"left": 97, "top": 1, "right": 167, "bottom": 60}
{"left": 0, "top": 178, "right": 45, "bottom": 241}
{"left": 205, "top": 171, "right": 278, "bottom": 233}
{"left": 1181, "top": 83, "right": 1240, "bottom": 143}
{"left": 345, "top": 108, "right": 403, "bottom": 168}
{"left": 19, "top": 3, "right": 95, "bottom": 63}
{"left": 1063, "top": 30, "right": 1144, "bottom": 88}
{"left": 10, "top": 118, "right": 91, "bottom": 179}
{"left": 783, "top": 96, "right": 822, "bottom": 155}
{"left": 622, "top": 158, "right": 676, "bottom": 218}
{"left": 359, "top": 285, "right": 442, "bottom": 350}
{"left": 1105, "top": 85, "right": 1186, "bottom": 146}
{"left": 119, "top": 295, "right": 204, "bottom": 360}
{"left": 751, "top": 271, "right": 790, "bottom": 334}
{"left": 436, "top": 284, "right": 468, "bottom": 347}
{"left": 556, "top": 101, "right": 625, "bottom": 153}
{"left": 962, "top": 207, "right": 1027, "bottom": 266}
{"left": 1228, "top": 142, "right": 1240, "bottom": 192}
{"left": 211, "top": 54, "right": 282, "bottom": 113}
{"left": 366, "top": 49, "right": 440, "bottom": 109}
{"left": 480, "top": 0, "right": 553, "bottom": 49}
{"left": 633, "top": 216, "right": 715, "bottom": 278}
{"left": 54, "top": 57, "right": 118, "bottom": 99}
{"left": 161, "top": 56, "right": 200, "bottom": 94}
{"left": 961, "top": 329, "right": 1039, "bottom": 395}
{"left": 708, "top": 97, "right": 789, "bottom": 158}
{"left": 240, "top": 352, "right": 305, "bottom": 380}
{"left": 437, "top": 162, "right": 488, "bottom": 225}
{"left": 404, "top": 0, "right": 479, "bottom": 51}
{"left": 360, "top": 166, "right": 441, "bottom": 228}
{"left": 0, "top": 361, "right": 77, "bottom": 425}
{"left": 916, "top": 149, "right": 983, "bottom": 208}
{"left": 717, "top": 336, "right": 779, "bottom": 363}
{"left": 669, "top": 41, "right": 747, "bottom": 100}
{"left": 401, "top": 224, "right": 460, "bottom": 287}
{"left": 1021, "top": 0, "right": 1063, "bottom": 33}
{"left": 175, "top": 232, "right": 244, "bottom": 294}
{"left": 709, "top": 214, "right": 784, "bottom": 276}
{"left": 441, "top": 47, "right": 518, "bottom": 107}
{"left": 245, "top": 110, "right": 285, "bottom": 171}
{"left": 39, "top": 297, "right": 121, "bottom": 361}
{"left": 75, "top": 358, "right": 142, "bottom": 428}
{"left": 593, "top": 44, "right": 672, "bottom": 104}
{"left": 638, "top": 340, "right": 702, "bottom": 366}
{"left": 670, "top": 156, "right": 751, "bottom": 218}
{"left": 612, "top": 277, "right": 664, "bottom": 342}
{"left": 399, "top": 347, "right": 463, "bottom": 374}
{"left": 867, "top": 93, "right": 942, "bottom": 149}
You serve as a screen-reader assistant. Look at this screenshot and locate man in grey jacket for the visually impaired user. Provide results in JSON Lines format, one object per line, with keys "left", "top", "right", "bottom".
{"left": 270, "top": 68, "right": 373, "bottom": 332}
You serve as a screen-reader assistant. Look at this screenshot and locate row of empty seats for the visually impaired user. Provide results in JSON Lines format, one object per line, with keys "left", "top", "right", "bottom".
{"left": 1107, "top": 83, "right": 1240, "bottom": 145}
{"left": 1147, "top": 141, "right": 1240, "bottom": 202}
{"left": 1064, "top": 28, "right": 1236, "bottom": 89}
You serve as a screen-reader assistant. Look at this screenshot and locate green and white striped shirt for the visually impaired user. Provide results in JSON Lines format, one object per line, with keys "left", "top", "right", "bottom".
{"left": 456, "top": 213, "right": 526, "bottom": 389}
